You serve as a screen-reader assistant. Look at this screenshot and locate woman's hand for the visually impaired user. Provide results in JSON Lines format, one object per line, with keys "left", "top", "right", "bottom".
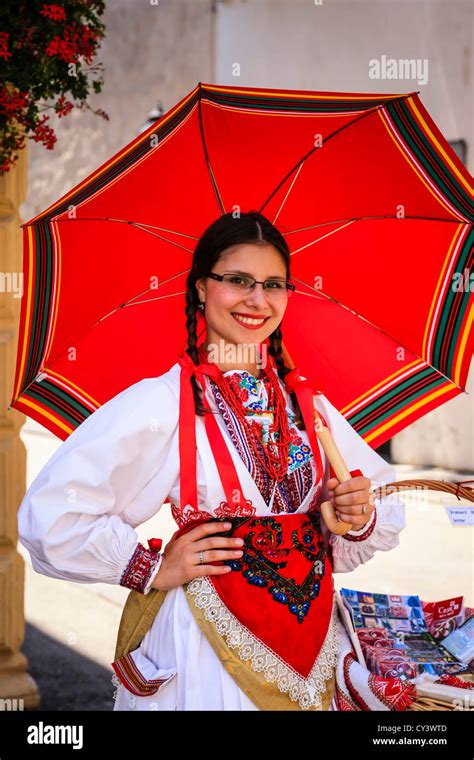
{"left": 151, "top": 521, "right": 243, "bottom": 591}
{"left": 326, "top": 475, "right": 376, "bottom": 531}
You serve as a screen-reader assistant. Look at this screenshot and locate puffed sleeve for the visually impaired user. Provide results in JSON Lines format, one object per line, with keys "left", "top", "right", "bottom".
{"left": 313, "top": 392, "right": 406, "bottom": 573}
{"left": 18, "top": 376, "right": 180, "bottom": 594}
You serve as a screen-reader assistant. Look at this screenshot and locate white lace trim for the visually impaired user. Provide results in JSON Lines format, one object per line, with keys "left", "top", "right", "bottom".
{"left": 186, "top": 576, "right": 341, "bottom": 710}
{"left": 111, "top": 672, "right": 122, "bottom": 703}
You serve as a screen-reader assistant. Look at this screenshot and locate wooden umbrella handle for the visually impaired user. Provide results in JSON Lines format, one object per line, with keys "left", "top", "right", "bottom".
{"left": 280, "top": 341, "right": 355, "bottom": 535}
{"left": 313, "top": 407, "right": 355, "bottom": 535}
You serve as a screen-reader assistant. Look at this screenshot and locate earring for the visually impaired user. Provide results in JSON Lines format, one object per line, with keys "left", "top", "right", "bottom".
{"left": 198, "top": 302, "right": 205, "bottom": 311}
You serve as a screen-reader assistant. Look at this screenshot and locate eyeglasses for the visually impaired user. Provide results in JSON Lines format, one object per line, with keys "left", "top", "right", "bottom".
{"left": 206, "top": 272, "right": 295, "bottom": 298}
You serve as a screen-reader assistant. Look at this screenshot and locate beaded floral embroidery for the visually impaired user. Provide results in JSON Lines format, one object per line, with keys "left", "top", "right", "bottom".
{"left": 222, "top": 512, "right": 327, "bottom": 623}
{"left": 209, "top": 369, "right": 316, "bottom": 513}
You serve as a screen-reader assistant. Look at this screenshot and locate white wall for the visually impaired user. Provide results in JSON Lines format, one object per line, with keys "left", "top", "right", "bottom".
{"left": 214, "top": 0, "right": 472, "bottom": 172}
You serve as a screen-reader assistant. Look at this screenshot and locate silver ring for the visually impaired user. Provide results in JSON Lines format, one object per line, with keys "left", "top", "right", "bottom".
{"left": 199, "top": 550, "right": 205, "bottom": 565}
{"left": 361, "top": 504, "right": 367, "bottom": 515}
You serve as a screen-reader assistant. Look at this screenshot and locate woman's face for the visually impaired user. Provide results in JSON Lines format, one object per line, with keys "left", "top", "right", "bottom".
{"left": 195, "top": 242, "right": 289, "bottom": 354}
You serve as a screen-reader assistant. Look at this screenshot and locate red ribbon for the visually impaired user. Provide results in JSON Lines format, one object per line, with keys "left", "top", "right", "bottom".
{"left": 284, "top": 368, "right": 325, "bottom": 482}
{"left": 176, "top": 353, "right": 326, "bottom": 514}
{"left": 177, "top": 353, "right": 245, "bottom": 512}
{"left": 147, "top": 537, "right": 163, "bottom": 553}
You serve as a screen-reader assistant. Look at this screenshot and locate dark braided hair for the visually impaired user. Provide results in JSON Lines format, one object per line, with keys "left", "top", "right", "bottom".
{"left": 184, "top": 210, "right": 305, "bottom": 430}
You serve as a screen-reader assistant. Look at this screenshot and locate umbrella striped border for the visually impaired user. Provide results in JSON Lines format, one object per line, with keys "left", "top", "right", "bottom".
{"left": 343, "top": 359, "right": 467, "bottom": 449}
{"left": 11, "top": 83, "right": 473, "bottom": 443}
{"left": 379, "top": 97, "right": 471, "bottom": 220}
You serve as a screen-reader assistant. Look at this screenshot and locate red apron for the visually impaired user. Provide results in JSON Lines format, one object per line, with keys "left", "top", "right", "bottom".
{"left": 182, "top": 511, "right": 335, "bottom": 679}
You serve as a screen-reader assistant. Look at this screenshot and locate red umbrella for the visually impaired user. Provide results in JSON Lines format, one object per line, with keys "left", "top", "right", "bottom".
{"left": 10, "top": 81, "right": 473, "bottom": 451}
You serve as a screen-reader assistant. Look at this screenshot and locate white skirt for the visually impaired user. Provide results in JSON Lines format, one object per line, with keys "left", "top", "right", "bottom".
{"left": 112, "top": 584, "right": 338, "bottom": 711}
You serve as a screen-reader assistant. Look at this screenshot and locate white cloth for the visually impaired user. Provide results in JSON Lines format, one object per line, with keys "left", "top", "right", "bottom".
{"left": 18, "top": 362, "right": 406, "bottom": 710}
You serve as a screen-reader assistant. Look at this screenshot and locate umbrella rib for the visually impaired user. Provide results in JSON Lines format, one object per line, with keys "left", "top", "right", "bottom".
{"left": 257, "top": 91, "right": 419, "bottom": 218}
{"left": 291, "top": 277, "right": 467, "bottom": 393}
{"left": 290, "top": 220, "right": 356, "bottom": 254}
{"left": 126, "top": 222, "right": 198, "bottom": 239}
{"left": 15, "top": 270, "right": 191, "bottom": 399}
{"left": 97, "top": 268, "right": 190, "bottom": 314}
{"left": 21, "top": 216, "right": 199, "bottom": 250}
{"left": 130, "top": 223, "right": 195, "bottom": 253}
{"left": 286, "top": 215, "right": 470, "bottom": 255}
{"left": 8, "top": 284, "right": 205, "bottom": 411}
{"left": 282, "top": 214, "right": 471, "bottom": 236}
{"left": 11, "top": 291, "right": 189, "bottom": 405}
{"left": 21, "top": 217, "right": 199, "bottom": 236}
{"left": 198, "top": 82, "right": 226, "bottom": 215}
{"left": 272, "top": 164, "right": 305, "bottom": 226}
{"left": 121, "top": 291, "right": 186, "bottom": 307}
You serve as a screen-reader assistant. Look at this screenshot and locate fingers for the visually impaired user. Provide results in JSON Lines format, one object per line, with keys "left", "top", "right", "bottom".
{"left": 190, "top": 526, "right": 244, "bottom": 566}
{"left": 182, "top": 520, "right": 232, "bottom": 542}
{"left": 192, "top": 563, "right": 233, "bottom": 577}
{"left": 326, "top": 476, "right": 375, "bottom": 522}
{"left": 327, "top": 475, "right": 371, "bottom": 496}
{"left": 330, "top": 490, "right": 376, "bottom": 509}
{"left": 327, "top": 477, "right": 373, "bottom": 508}
{"left": 194, "top": 535, "right": 244, "bottom": 551}
{"left": 179, "top": 522, "right": 244, "bottom": 580}
{"left": 334, "top": 498, "right": 376, "bottom": 523}
{"left": 194, "top": 547, "right": 244, "bottom": 563}
{"left": 333, "top": 494, "right": 376, "bottom": 516}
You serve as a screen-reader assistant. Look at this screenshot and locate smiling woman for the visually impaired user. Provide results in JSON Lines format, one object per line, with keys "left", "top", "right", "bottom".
{"left": 107, "top": 211, "right": 406, "bottom": 711}
{"left": 18, "top": 210, "right": 407, "bottom": 712}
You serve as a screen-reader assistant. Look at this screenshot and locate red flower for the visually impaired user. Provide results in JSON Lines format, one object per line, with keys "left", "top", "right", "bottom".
{"left": 32, "top": 116, "right": 57, "bottom": 150}
{"left": 45, "top": 22, "right": 98, "bottom": 64}
{"left": 0, "top": 2, "right": 105, "bottom": 174}
{"left": 0, "top": 32, "right": 12, "bottom": 60}
{"left": 46, "top": 34, "right": 79, "bottom": 63}
{"left": 75, "top": 24, "right": 99, "bottom": 64}
{"left": 39, "top": 4, "right": 67, "bottom": 22}
{"left": 0, "top": 87, "right": 29, "bottom": 117}
{"left": 55, "top": 94, "right": 73, "bottom": 117}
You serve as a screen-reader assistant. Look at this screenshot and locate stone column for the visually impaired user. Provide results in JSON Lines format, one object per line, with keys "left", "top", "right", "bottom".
{"left": 0, "top": 142, "right": 40, "bottom": 709}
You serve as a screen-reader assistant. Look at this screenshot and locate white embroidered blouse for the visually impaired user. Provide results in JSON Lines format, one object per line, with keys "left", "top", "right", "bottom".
{"left": 18, "top": 361, "right": 405, "bottom": 593}
{"left": 17, "top": 361, "right": 406, "bottom": 710}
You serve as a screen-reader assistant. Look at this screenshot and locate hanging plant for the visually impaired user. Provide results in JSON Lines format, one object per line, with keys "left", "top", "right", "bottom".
{"left": 0, "top": 1, "right": 107, "bottom": 174}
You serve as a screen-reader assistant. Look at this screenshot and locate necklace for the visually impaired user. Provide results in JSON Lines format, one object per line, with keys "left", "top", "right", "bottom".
{"left": 197, "top": 344, "right": 292, "bottom": 483}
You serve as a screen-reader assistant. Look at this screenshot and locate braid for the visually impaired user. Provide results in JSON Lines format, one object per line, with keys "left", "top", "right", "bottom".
{"left": 184, "top": 287, "right": 212, "bottom": 418}
{"left": 267, "top": 327, "right": 305, "bottom": 431}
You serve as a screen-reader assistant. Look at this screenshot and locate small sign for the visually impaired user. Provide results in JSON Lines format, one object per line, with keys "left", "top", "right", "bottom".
{"left": 443, "top": 504, "right": 474, "bottom": 526}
